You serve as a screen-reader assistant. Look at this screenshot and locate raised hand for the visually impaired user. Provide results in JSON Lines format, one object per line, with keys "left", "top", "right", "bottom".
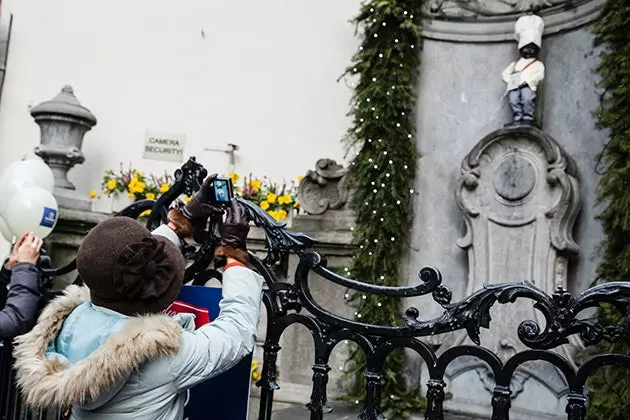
{"left": 14, "top": 233, "right": 43, "bottom": 265}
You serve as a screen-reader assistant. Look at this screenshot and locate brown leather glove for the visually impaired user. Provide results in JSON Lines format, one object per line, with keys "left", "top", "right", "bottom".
{"left": 215, "top": 199, "right": 250, "bottom": 265}
{"left": 168, "top": 175, "right": 223, "bottom": 241}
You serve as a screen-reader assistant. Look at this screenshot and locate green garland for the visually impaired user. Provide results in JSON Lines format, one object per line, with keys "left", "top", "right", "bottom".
{"left": 588, "top": 1, "right": 630, "bottom": 419}
{"left": 340, "top": 1, "right": 425, "bottom": 417}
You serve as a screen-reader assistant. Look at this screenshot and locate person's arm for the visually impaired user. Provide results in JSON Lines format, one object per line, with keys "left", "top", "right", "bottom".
{"left": 0, "top": 263, "right": 11, "bottom": 308}
{"left": 169, "top": 262, "right": 263, "bottom": 390}
{"left": 0, "top": 263, "right": 40, "bottom": 338}
{"left": 151, "top": 223, "right": 182, "bottom": 247}
{"left": 0, "top": 237, "right": 26, "bottom": 308}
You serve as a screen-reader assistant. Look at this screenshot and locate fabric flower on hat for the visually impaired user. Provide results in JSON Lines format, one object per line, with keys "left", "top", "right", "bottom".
{"left": 113, "top": 237, "right": 173, "bottom": 300}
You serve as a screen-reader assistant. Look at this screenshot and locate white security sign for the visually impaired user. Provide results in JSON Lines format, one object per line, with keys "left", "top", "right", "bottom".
{"left": 143, "top": 131, "right": 186, "bottom": 163}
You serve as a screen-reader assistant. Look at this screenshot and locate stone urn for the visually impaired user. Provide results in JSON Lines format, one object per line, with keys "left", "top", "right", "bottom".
{"left": 31, "top": 85, "right": 97, "bottom": 210}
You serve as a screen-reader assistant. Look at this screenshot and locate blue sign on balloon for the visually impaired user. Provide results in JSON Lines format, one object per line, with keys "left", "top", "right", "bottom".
{"left": 176, "top": 285, "right": 252, "bottom": 420}
{"left": 39, "top": 207, "right": 57, "bottom": 228}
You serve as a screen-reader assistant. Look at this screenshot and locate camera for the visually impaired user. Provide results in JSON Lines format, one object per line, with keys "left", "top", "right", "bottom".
{"left": 208, "top": 177, "right": 234, "bottom": 206}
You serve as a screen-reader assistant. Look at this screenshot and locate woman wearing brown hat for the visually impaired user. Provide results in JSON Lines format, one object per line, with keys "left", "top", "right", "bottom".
{"left": 12, "top": 180, "right": 263, "bottom": 419}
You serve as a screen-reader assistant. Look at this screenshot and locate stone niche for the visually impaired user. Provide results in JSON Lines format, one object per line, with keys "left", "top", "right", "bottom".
{"left": 442, "top": 125, "right": 582, "bottom": 419}
{"left": 409, "top": 1, "right": 606, "bottom": 417}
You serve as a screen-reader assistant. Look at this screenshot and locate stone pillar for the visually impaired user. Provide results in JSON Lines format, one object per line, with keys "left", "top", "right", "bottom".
{"left": 30, "top": 86, "right": 103, "bottom": 288}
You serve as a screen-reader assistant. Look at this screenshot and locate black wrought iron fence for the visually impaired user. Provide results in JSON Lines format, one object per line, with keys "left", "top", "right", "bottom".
{"left": 1, "top": 156, "right": 630, "bottom": 420}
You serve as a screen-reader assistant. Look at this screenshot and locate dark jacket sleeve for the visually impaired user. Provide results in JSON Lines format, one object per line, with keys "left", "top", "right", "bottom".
{"left": 0, "top": 263, "right": 10, "bottom": 308}
{"left": 0, "top": 263, "right": 40, "bottom": 339}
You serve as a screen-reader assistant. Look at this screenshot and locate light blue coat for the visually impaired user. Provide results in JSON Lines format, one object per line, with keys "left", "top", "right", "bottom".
{"left": 12, "top": 225, "right": 263, "bottom": 420}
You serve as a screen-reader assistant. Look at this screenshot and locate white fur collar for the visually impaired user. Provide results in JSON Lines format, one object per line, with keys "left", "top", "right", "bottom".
{"left": 12, "top": 285, "right": 182, "bottom": 409}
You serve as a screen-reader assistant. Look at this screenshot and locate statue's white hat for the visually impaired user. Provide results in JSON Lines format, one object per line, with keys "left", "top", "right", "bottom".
{"left": 514, "top": 14, "right": 544, "bottom": 49}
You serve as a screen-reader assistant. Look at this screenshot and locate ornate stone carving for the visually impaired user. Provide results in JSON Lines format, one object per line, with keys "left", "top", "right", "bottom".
{"left": 447, "top": 126, "right": 581, "bottom": 410}
{"left": 31, "top": 85, "right": 97, "bottom": 210}
{"left": 297, "top": 159, "right": 350, "bottom": 215}
{"left": 427, "top": 0, "right": 574, "bottom": 17}
{"left": 422, "top": 0, "right": 603, "bottom": 43}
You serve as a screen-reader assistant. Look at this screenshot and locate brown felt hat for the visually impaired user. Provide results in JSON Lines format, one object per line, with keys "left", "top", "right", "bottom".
{"left": 76, "top": 217, "right": 185, "bottom": 316}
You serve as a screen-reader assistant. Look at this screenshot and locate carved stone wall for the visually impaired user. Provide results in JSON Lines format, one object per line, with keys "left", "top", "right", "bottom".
{"left": 439, "top": 126, "right": 581, "bottom": 418}
{"left": 422, "top": 0, "right": 603, "bottom": 42}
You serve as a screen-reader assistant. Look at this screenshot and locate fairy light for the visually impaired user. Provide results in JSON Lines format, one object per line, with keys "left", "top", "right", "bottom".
{"left": 342, "top": 4, "right": 422, "bottom": 411}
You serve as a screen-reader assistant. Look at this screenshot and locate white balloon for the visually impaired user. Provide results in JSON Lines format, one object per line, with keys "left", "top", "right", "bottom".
{"left": 4, "top": 186, "right": 59, "bottom": 239}
{"left": 23, "top": 158, "right": 55, "bottom": 193}
{"left": 0, "top": 216, "right": 14, "bottom": 243}
{"left": 0, "top": 159, "right": 55, "bottom": 217}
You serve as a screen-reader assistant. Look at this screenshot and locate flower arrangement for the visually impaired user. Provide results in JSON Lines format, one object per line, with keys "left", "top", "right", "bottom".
{"left": 94, "top": 164, "right": 174, "bottom": 202}
{"left": 233, "top": 173, "right": 300, "bottom": 222}
{"left": 92, "top": 166, "right": 301, "bottom": 221}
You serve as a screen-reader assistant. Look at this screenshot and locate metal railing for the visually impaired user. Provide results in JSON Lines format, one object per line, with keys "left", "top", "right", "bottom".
{"left": 1, "top": 157, "right": 630, "bottom": 420}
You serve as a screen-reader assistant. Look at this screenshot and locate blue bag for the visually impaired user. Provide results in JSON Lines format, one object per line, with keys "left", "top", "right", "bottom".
{"left": 175, "top": 285, "right": 253, "bottom": 420}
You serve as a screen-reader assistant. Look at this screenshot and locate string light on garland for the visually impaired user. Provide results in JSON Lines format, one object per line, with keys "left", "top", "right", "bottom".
{"left": 338, "top": 0, "right": 426, "bottom": 417}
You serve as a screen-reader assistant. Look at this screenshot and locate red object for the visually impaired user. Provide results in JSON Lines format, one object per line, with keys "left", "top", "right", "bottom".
{"left": 168, "top": 300, "right": 211, "bottom": 329}
{"left": 224, "top": 261, "right": 246, "bottom": 271}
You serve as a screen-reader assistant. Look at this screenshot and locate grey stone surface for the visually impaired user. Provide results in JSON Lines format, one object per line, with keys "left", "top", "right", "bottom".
{"left": 31, "top": 85, "right": 97, "bottom": 211}
{"left": 248, "top": 398, "right": 482, "bottom": 420}
{"left": 447, "top": 125, "right": 581, "bottom": 416}
{"left": 422, "top": 0, "right": 603, "bottom": 42}
{"left": 407, "top": 23, "right": 606, "bottom": 420}
{"left": 45, "top": 208, "right": 109, "bottom": 289}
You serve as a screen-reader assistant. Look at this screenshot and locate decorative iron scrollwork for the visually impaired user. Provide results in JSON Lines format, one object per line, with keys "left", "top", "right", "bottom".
{"left": 25, "top": 157, "right": 630, "bottom": 420}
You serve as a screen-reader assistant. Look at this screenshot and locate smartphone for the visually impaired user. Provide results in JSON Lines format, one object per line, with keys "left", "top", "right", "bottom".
{"left": 208, "top": 177, "right": 234, "bottom": 206}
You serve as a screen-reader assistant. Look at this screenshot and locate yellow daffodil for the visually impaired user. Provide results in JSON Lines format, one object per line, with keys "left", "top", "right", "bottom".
{"left": 184, "top": 195, "right": 192, "bottom": 204}
{"left": 278, "top": 194, "right": 292, "bottom": 205}
{"left": 229, "top": 173, "right": 240, "bottom": 184}
{"left": 251, "top": 360, "right": 262, "bottom": 381}
{"left": 159, "top": 183, "right": 170, "bottom": 193}
{"left": 128, "top": 178, "right": 146, "bottom": 194}
{"left": 250, "top": 179, "right": 262, "bottom": 192}
{"left": 260, "top": 200, "right": 270, "bottom": 210}
{"left": 268, "top": 210, "right": 280, "bottom": 221}
{"left": 294, "top": 202, "right": 300, "bottom": 209}
{"left": 267, "top": 193, "right": 277, "bottom": 204}
{"left": 278, "top": 209, "right": 288, "bottom": 220}
{"left": 297, "top": 175, "right": 304, "bottom": 182}
{"left": 139, "top": 210, "right": 151, "bottom": 218}
{"left": 134, "top": 170, "right": 141, "bottom": 179}
{"left": 127, "top": 192, "right": 134, "bottom": 199}
{"left": 89, "top": 190, "right": 97, "bottom": 199}
{"left": 146, "top": 192, "right": 156, "bottom": 200}
{"left": 107, "top": 179, "right": 117, "bottom": 191}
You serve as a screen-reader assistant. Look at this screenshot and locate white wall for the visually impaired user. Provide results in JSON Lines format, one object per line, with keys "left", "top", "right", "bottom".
{"left": 0, "top": 0, "right": 359, "bottom": 193}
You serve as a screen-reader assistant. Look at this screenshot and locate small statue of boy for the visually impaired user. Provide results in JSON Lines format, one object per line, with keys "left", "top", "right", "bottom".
{"left": 501, "top": 15, "right": 545, "bottom": 126}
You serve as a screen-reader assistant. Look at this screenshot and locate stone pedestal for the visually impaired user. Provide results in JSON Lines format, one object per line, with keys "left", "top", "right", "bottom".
{"left": 248, "top": 206, "right": 356, "bottom": 407}
{"left": 45, "top": 209, "right": 109, "bottom": 289}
